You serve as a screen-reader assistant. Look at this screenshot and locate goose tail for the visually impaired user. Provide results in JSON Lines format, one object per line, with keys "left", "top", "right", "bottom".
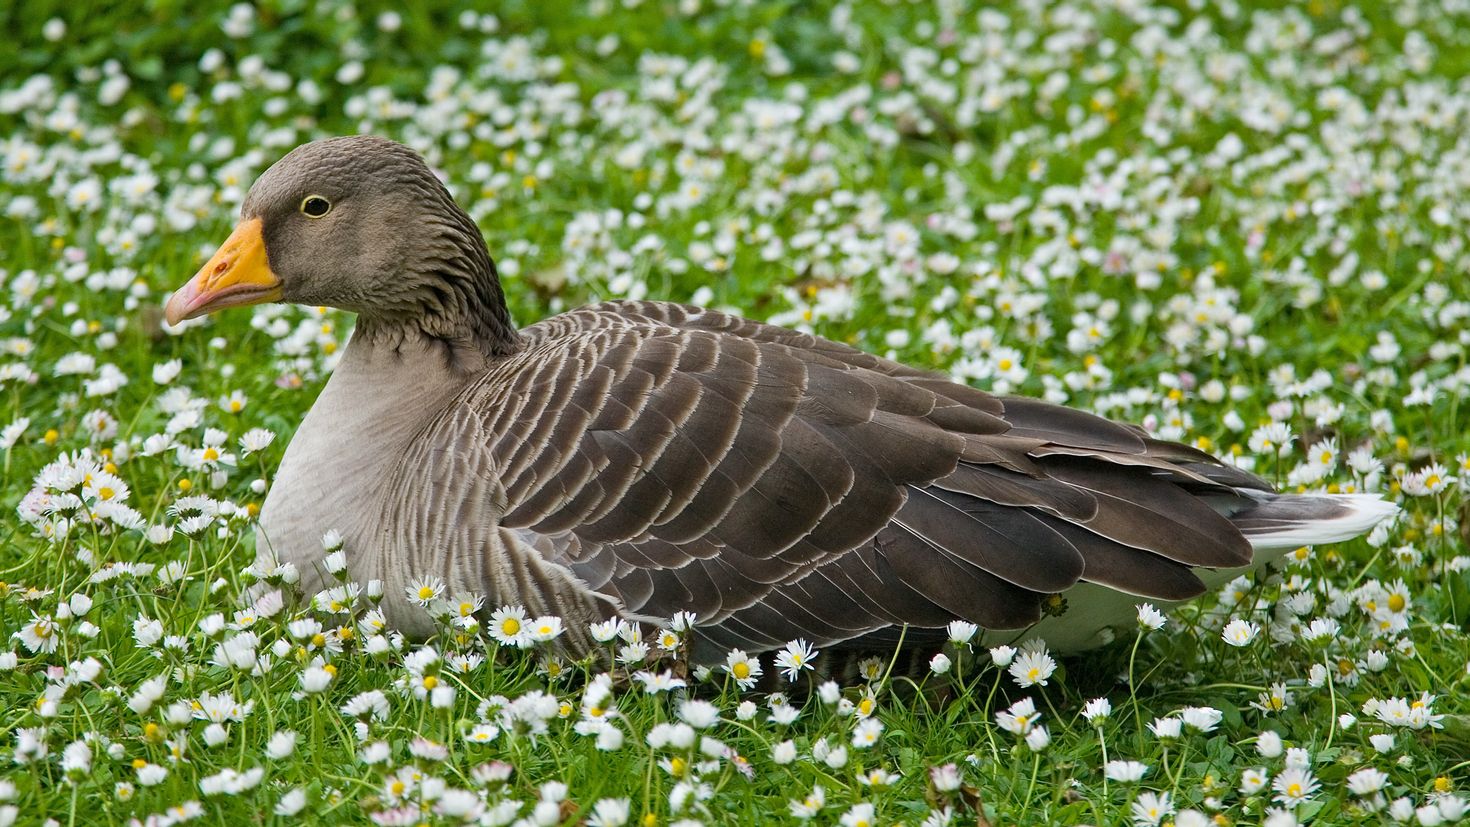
{"left": 1225, "top": 492, "right": 1399, "bottom": 550}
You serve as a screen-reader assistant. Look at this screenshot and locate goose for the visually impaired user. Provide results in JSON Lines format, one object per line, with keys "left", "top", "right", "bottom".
{"left": 164, "top": 136, "right": 1396, "bottom": 660}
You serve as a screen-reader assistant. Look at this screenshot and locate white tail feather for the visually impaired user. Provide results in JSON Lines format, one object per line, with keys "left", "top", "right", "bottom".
{"left": 1244, "top": 493, "right": 1400, "bottom": 550}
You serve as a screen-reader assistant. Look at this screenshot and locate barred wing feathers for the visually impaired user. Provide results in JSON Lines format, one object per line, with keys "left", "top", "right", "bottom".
{"left": 393, "top": 301, "right": 1384, "bottom": 655}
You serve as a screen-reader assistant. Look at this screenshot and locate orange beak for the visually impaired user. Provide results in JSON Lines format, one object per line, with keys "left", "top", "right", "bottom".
{"left": 165, "top": 218, "right": 283, "bottom": 325}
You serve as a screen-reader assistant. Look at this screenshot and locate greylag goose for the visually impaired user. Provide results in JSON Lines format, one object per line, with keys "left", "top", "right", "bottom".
{"left": 164, "top": 136, "right": 1396, "bottom": 659}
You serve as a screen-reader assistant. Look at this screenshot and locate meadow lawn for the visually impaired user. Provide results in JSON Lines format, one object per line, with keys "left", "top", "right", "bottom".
{"left": 1, "top": 0, "right": 1469, "bottom": 824}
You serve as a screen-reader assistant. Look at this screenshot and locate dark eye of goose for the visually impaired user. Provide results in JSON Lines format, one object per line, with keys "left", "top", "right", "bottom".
{"left": 300, "top": 195, "right": 332, "bottom": 218}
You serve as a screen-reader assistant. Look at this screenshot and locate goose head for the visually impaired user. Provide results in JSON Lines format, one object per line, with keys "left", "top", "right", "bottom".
{"left": 165, "top": 136, "right": 519, "bottom": 357}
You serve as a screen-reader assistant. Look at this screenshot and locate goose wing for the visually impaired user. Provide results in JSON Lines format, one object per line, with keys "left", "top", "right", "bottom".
{"left": 413, "top": 301, "right": 1267, "bottom": 652}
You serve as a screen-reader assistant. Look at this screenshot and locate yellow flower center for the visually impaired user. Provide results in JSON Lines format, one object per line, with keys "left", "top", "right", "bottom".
{"left": 1389, "top": 594, "right": 1406, "bottom": 612}
{"left": 422, "top": 676, "right": 437, "bottom": 690}
{"left": 202, "top": 447, "right": 219, "bottom": 461}
{"left": 417, "top": 586, "right": 435, "bottom": 600}
{"left": 732, "top": 662, "right": 750, "bottom": 680}
{"left": 501, "top": 618, "right": 520, "bottom": 636}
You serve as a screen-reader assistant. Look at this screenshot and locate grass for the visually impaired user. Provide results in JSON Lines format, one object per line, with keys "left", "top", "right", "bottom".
{"left": 1, "top": 0, "right": 1469, "bottom": 824}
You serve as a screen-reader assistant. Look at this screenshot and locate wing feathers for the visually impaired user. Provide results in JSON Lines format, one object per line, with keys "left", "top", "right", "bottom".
{"left": 452, "top": 302, "right": 1290, "bottom": 655}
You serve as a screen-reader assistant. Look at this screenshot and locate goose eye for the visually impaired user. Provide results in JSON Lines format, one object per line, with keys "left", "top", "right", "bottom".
{"left": 300, "top": 196, "right": 332, "bottom": 218}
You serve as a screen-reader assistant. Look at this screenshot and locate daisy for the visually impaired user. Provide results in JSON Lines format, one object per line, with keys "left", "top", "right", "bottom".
{"left": 1300, "top": 617, "right": 1340, "bottom": 644}
{"left": 633, "top": 670, "right": 686, "bottom": 694}
{"left": 586, "top": 798, "right": 630, "bottom": 827}
{"left": 1082, "top": 698, "right": 1112, "bottom": 723}
{"left": 1136, "top": 603, "right": 1167, "bottom": 630}
{"left": 1240, "top": 768, "right": 1269, "bottom": 794}
{"left": 405, "top": 576, "right": 444, "bottom": 607}
{"left": 529, "top": 615, "right": 564, "bottom": 642}
{"left": 589, "top": 617, "right": 625, "bottom": 642}
{"left": 930, "top": 763, "right": 962, "bottom": 792}
{"left": 1008, "top": 649, "right": 1056, "bottom": 688}
{"left": 465, "top": 723, "right": 499, "bottom": 744}
{"left": 989, "top": 645, "right": 1016, "bottom": 666}
{"left": 15, "top": 614, "right": 60, "bottom": 653}
{"left": 1346, "top": 768, "right": 1388, "bottom": 796}
{"left": 1180, "top": 706, "right": 1223, "bottom": 732}
{"left": 723, "top": 649, "right": 763, "bottom": 689}
{"left": 239, "top": 428, "right": 275, "bottom": 453}
{"left": 1272, "top": 767, "right": 1319, "bottom": 806}
{"left": 275, "top": 788, "right": 307, "bottom": 817}
{"left": 840, "top": 802, "right": 877, "bottom": 827}
{"left": 1221, "top": 618, "right": 1260, "bottom": 646}
{"left": 1105, "top": 761, "right": 1149, "bottom": 782}
{"left": 617, "top": 641, "right": 649, "bottom": 664}
{"left": 995, "top": 698, "right": 1039, "bottom": 735}
{"left": 677, "top": 699, "right": 719, "bottom": 729}
{"left": 1148, "top": 717, "right": 1182, "bottom": 739}
{"left": 153, "top": 360, "right": 182, "bottom": 384}
{"left": 135, "top": 763, "right": 168, "bottom": 786}
{"left": 265, "top": 730, "right": 297, "bottom": 760}
{"left": 1131, "top": 791, "right": 1173, "bottom": 826}
{"left": 789, "top": 785, "right": 825, "bottom": 818}
{"left": 774, "top": 639, "right": 817, "bottom": 682}
{"left": 851, "top": 717, "right": 884, "bottom": 748}
{"left": 1256, "top": 730, "right": 1284, "bottom": 757}
{"left": 300, "top": 665, "right": 333, "bottom": 693}
{"left": 947, "top": 620, "right": 978, "bottom": 646}
{"left": 488, "top": 605, "right": 531, "bottom": 647}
